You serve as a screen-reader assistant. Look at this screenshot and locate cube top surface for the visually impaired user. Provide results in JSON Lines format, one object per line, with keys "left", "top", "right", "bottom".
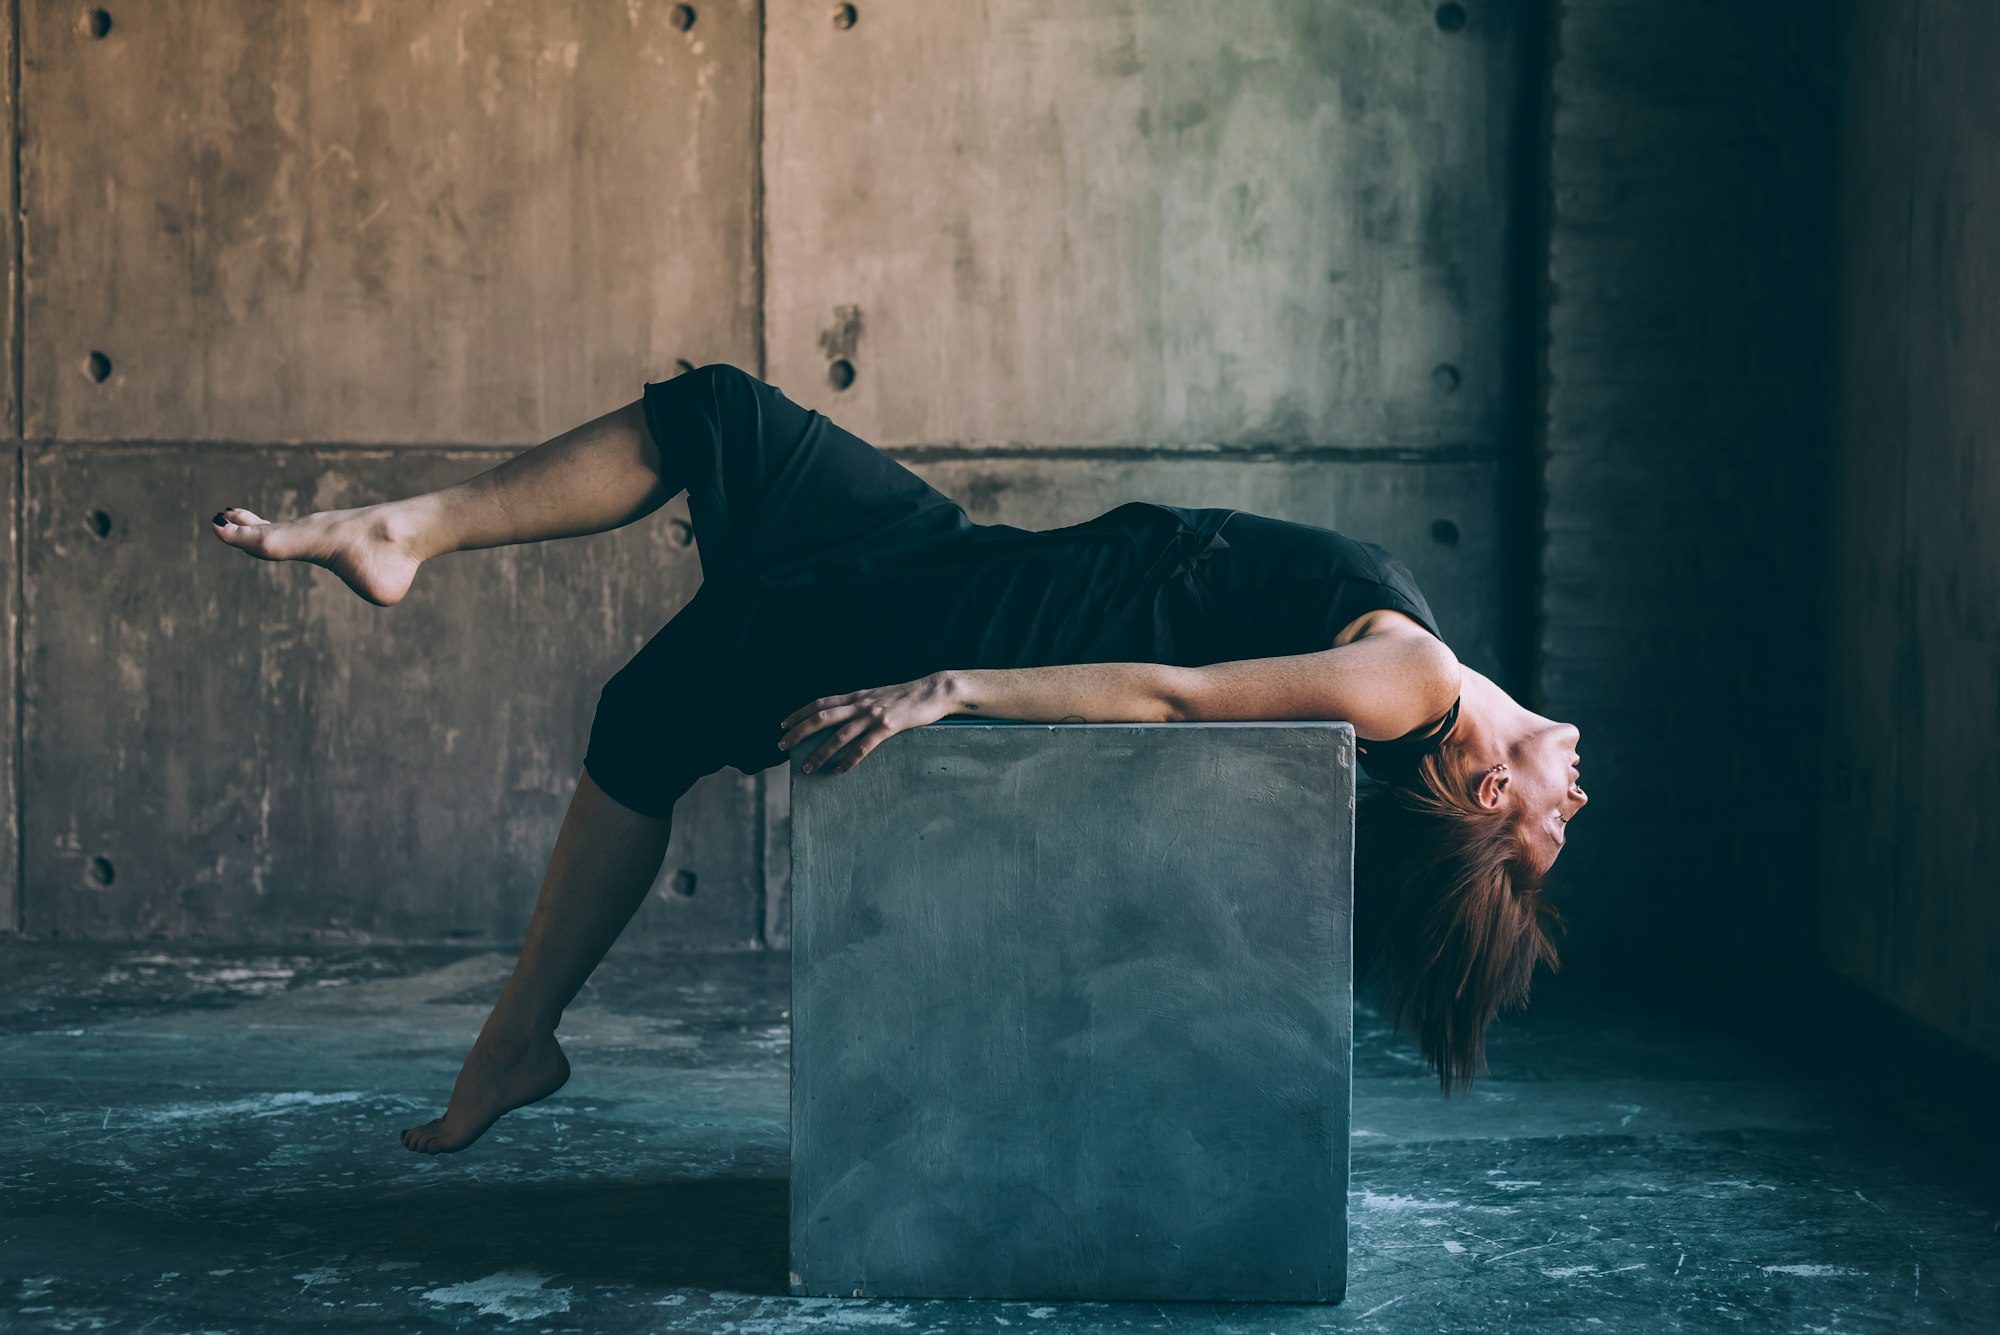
{"left": 789, "top": 721, "right": 1355, "bottom": 1303}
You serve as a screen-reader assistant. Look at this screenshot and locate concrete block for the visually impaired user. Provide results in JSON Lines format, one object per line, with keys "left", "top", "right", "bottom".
{"left": 23, "top": 0, "right": 759, "bottom": 445}
{"left": 789, "top": 720, "right": 1355, "bottom": 1303}
{"left": 765, "top": 0, "right": 1521, "bottom": 451}
{"left": 22, "top": 445, "right": 760, "bottom": 946}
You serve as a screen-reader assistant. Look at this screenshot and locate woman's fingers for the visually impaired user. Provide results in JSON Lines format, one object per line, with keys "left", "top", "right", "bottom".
{"left": 778, "top": 701, "right": 852, "bottom": 753}
{"left": 830, "top": 728, "right": 889, "bottom": 773}
{"left": 802, "top": 716, "right": 874, "bottom": 773}
{"left": 780, "top": 694, "right": 852, "bottom": 735}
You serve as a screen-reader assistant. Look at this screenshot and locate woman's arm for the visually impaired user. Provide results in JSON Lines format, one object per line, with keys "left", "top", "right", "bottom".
{"left": 950, "top": 632, "right": 1458, "bottom": 734}
{"left": 779, "top": 632, "right": 1461, "bottom": 774}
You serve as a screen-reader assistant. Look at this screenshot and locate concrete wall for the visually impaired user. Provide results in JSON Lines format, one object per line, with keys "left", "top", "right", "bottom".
{"left": 1821, "top": 0, "right": 2000, "bottom": 1064}
{"left": 1537, "top": 0, "right": 1837, "bottom": 971}
{"left": 6, "top": 1, "right": 1528, "bottom": 945}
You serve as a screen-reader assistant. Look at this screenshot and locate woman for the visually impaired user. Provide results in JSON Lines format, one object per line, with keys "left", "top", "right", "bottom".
{"left": 210, "top": 363, "right": 1586, "bottom": 1154}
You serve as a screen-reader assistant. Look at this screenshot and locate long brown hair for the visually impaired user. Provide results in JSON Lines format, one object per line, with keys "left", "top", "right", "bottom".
{"left": 1354, "top": 745, "right": 1565, "bottom": 1095}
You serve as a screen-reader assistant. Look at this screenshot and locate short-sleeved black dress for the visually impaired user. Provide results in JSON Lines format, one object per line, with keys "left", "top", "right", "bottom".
{"left": 581, "top": 364, "right": 1459, "bottom": 818}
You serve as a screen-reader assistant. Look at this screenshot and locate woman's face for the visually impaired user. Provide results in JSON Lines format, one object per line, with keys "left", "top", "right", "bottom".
{"left": 1506, "top": 720, "right": 1587, "bottom": 872}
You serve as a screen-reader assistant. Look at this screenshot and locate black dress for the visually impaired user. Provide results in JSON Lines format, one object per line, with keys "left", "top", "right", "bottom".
{"left": 582, "top": 365, "right": 1459, "bottom": 818}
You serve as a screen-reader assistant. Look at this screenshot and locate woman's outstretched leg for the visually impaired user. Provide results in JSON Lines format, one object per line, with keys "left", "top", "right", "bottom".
{"left": 401, "top": 765, "right": 676, "bottom": 1155}
{"left": 210, "top": 399, "right": 678, "bottom": 606}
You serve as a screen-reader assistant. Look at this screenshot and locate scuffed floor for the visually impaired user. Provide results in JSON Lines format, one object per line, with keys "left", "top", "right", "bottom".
{"left": 0, "top": 943, "right": 1994, "bottom": 1333}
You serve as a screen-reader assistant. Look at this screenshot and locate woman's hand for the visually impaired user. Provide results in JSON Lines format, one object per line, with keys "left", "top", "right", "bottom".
{"left": 778, "top": 671, "right": 958, "bottom": 774}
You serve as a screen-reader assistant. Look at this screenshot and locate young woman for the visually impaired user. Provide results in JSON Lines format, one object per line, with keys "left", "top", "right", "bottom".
{"left": 210, "top": 363, "right": 1586, "bottom": 1154}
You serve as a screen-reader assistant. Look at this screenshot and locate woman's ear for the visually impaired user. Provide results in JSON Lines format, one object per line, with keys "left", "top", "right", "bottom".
{"left": 1474, "top": 762, "right": 1509, "bottom": 811}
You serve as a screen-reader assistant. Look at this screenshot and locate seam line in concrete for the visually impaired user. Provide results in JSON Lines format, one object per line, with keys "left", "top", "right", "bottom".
{"left": 18, "top": 439, "right": 1507, "bottom": 465}
{"left": 887, "top": 443, "right": 1503, "bottom": 464}
{"left": 7, "top": 0, "right": 17, "bottom": 444}
{"left": 753, "top": 0, "right": 768, "bottom": 383}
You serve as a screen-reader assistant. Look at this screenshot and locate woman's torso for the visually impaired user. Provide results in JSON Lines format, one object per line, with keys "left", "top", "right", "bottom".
{"left": 720, "top": 501, "right": 1452, "bottom": 743}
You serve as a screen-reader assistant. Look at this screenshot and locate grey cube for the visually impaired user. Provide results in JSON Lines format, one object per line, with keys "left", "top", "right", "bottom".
{"left": 788, "top": 720, "right": 1355, "bottom": 1303}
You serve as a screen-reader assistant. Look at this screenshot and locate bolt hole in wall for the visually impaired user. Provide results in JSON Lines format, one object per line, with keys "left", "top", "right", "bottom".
{"left": 81, "top": 7, "right": 112, "bottom": 39}
{"left": 831, "top": 3, "right": 858, "bottom": 32}
{"left": 85, "top": 509, "right": 113, "bottom": 539}
{"left": 89, "top": 857, "right": 115, "bottom": 887}
{"left": 1435, "top": 2, "right": 1468, "bottom": 34}
{"left": 1431, "top": 362, "right": 1461, "bottom": 394}
{"left": 669, "top": 3, "right": 696, "bottom": 32}
{"left": 670, "top": 870, "right": 698, "bottom": 898}
{"left": 1430, "top": 519, "right": 1461, "bottom": 548}
{"left": 827, "top": 358, "right": 856, "bottom": 391}
{"left": 84, "top": 350, "right": 112, "bottom": 383}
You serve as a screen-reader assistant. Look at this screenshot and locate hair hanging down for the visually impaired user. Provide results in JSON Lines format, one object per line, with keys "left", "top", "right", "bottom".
{"left": 1354, "top": 745, "right": 1566, "bottom": 1095}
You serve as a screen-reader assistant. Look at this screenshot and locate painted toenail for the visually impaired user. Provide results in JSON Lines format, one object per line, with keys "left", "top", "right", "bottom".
{"left": 212, "top": 512, "right": 228, "bottom": 525}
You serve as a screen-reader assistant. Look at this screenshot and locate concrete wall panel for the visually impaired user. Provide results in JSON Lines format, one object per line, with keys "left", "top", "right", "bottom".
{"left": 22, "top": 446, "right": 761, "bottom": 947}
{"left": 23, "top": 0, "right": 759, "bottom": 445}
{"left": 765, "top": 0, "right": 1520, "bottom": 450}
{"left": 1823, "top": 0, "right": 2000, "bottom": 1063}
{"left": 1820, "top": 0, "right": 1917, "bottom": 1027}
{"left": 1539, "top": 1, "right": 1836, "bottom": 971}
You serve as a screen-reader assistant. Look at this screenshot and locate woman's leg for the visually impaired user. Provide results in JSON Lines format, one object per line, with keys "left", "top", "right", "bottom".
{"left": 210, "top": 399, "right": 679, "bottom": 606}
{"left": 402, "top": 764, "right": 677, "bottom": 1155}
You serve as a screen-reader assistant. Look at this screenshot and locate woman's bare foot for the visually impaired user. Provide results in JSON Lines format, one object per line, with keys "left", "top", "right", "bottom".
{"left": 401, "top": 1027, "right": 571, "bottom": 1155}
{"left": 209, "top": 504, "right": 428, "bottom": 607}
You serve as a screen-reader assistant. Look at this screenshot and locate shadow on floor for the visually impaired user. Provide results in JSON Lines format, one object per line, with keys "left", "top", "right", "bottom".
{"left": 90, "top": 1175, "right": 791, "bottom": 1294}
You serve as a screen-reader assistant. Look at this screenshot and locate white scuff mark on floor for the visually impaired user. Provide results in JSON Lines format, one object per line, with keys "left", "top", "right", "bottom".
{"left": 1760, "top": 1264, "right": 1862, "bottom": 1277}
{"left": 1491, "top": 1180, "right": 1543, "bottom": 1190}
{"left": 710, "top": 1295, "right": 922, "bottom": 1330}
{"left": 206, "top": 966, "right": 297, "bottom": 989}
{"left": 1442, "top": 1240, "right": 1467, "bottom": 1254}
{"left": 421, "top": 1268, "right": 572, "bottom": 1322}
{"left": 1707, "top": 1180, "right": 1778, "bottom": 1191}
{"left": 1542, "top": 1264, "right": 1598, "bottom": 1278}
{"left": 1357, "top": 1294, "right": 1405, "bottom": 1319}
{"left": 144, "top": 1091, "right": 368, "bottom": 1122}
{"left": 1358, "top": 1189, "right": 1463, "bottom": 1212}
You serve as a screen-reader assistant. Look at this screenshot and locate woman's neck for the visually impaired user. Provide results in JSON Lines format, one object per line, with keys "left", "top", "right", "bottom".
{"left": 1448, "top": 666, "right": 1526, "bottom": 770}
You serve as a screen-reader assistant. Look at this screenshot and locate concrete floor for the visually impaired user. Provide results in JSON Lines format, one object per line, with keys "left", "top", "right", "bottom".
{"left": 1, "top": 943, "right": 1994, "bottom": 1333}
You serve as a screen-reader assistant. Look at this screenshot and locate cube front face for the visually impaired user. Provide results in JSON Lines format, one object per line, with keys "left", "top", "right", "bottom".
{"left": 789, "top": 721, "right": 1355, "bottom": 1303}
